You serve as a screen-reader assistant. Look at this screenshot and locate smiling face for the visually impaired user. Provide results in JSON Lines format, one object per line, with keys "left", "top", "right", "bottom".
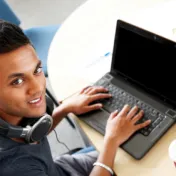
{"left": 0, "top": 44, "right": 46, "bottom": 121}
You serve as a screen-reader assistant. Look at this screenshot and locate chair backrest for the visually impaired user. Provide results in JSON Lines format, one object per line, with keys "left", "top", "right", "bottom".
{"left": 0, "top": 0, "right": 21, "bottom": 25}
{"left": 24, "top": 25, "right": 60, "bottom": 76}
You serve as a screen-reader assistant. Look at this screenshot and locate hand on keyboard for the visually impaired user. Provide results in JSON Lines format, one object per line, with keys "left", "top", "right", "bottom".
{"left": 104, "top": 104, "right": 151, "bottom": 147}
{"left": 60, "top": 86, "right": 112, "bottom": 115}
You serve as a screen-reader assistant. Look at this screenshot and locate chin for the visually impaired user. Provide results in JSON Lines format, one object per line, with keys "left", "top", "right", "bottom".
{"left": 27, "top": 99, "right": 47, "bottom": 117}
{"left": 27, "top": 107, "right": 47, "bottom": 118}
{"left": 35, "top": 110, "right": 46, "bottom": 118}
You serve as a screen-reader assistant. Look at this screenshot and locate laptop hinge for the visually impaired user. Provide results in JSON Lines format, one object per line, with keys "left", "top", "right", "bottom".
{"left": 111, "top": 70, "right": 118, "bottom": 77}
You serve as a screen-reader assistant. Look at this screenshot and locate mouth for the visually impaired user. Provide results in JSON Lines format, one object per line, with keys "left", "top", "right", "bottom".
{"left": 28, "top": 96, "right": 43, "bottom": 107}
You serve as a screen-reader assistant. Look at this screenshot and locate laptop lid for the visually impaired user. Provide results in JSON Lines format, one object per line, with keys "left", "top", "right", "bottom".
{"left": 110, "top": 20, "right": 176, "bottom": 108}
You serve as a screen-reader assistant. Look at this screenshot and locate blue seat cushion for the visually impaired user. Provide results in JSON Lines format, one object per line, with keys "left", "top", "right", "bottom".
{"left": 24, "top": 25, "right": 60, "bottom": 76}
{"left": 0, "top": 0, "right": 21, "bottom": 25}
{"left": 72, "top": 146, "right": 96, "bottom": 155}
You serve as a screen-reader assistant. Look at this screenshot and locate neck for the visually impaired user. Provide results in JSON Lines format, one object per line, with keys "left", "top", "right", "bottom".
{"left": 0, "top": 109, "right": 22, "bottom": 126}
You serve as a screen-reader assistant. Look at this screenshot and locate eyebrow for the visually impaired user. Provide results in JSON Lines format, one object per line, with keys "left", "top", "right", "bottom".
{"left": 8, "top": 60, "right": 42, "bottom": 79}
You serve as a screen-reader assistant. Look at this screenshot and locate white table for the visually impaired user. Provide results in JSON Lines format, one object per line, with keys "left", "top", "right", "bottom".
{"left": 48, "top": 0, "right": 176, "bottom": 175}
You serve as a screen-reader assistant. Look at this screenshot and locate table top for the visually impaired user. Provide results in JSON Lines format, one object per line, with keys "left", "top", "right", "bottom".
{"left": 48, "top": 0, "right": 176, "bottom": 175}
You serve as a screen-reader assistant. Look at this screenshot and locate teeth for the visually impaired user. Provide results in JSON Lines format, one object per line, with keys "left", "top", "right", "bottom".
{"left": 29, "top": 98, "right": 40, "bottom": 103}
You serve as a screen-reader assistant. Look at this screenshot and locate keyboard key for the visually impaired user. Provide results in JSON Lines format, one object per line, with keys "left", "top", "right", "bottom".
{"left": 95, "top": 82, "right": 164, "bottom": 136}
{"left": 148, "top": 114, "right": 158, "bottom": 123}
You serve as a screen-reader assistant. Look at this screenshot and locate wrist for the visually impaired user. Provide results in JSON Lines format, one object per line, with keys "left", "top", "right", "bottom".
{"left": 104, "top": 136, "right": 121, "bottom": 149}
{"left": 96, "top": 138, "right": 118, "bottom": 170}
{"left": 52, "top": 103, "right": 70, "bottom": 117}
{"left": 93, "top": 162, "right": 115, "bottom": 176}
{"left": 59, "top": 99, "right": 75, "bottom": 114}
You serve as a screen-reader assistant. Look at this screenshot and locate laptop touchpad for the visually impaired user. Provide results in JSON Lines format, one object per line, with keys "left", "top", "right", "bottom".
{"left": 78, "top": 109, "right": 109, "bottom": 127}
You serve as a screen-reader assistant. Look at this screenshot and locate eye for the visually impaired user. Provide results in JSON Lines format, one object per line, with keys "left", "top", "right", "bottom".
{"left": 35, "top": 67, "right": 43, "bottom": 74}
{"left": 12, "top": 78, "right": 23, "bottom": 85}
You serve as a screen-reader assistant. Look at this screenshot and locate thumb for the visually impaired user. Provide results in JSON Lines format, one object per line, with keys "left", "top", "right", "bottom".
{"left": 109, "top": 110, "right": 119, "bottom": 119}
{"left": 84, "top": 103, "right": 102, "bottom": 112}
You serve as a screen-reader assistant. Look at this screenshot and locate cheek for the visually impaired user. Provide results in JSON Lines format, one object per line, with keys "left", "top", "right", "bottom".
{"left": 36, "top": 74, "right": 46, "bottom": 93}
{"left": 41, "top": 74, "right": 46, "bottom": 87}
{"left": 36, "top": 73, "right": 46, "bottom": 86}
{"left": 0, "top": 88, "right": 25, "bottom": 108}
{"left": 0, "top": 75, "right": 46, "bottom": 109}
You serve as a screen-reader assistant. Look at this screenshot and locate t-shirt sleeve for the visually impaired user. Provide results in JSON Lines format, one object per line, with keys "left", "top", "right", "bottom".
{"left": 3, "top": 157, "right": 48, "bottom": 176}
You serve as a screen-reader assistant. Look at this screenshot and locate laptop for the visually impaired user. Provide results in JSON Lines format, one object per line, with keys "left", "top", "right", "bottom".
{"left": 78, "top": 19, "right": 176, "bottom": 160}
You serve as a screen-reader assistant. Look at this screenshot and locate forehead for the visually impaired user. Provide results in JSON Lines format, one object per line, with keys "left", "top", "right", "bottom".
{"left": 0, "top": 45, "right": 39, "bottom": 77}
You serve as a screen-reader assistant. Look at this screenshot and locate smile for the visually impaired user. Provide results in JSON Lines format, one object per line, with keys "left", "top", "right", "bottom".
{"left": 29, "top": 97, "right": 42, "bottom": 104}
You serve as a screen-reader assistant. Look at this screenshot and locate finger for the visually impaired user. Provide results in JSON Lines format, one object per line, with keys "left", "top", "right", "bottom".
{"left": 118, "top": 104, "right": 131, "bottom": 117}
{"left": 131, "top": 110, "right": 144, "bottom": 123}
{"left": 135, "top": 120, "right": 151, "bottom": 131}
{"left": 83, "top": 86, "right": 93, "bottom": 94}
{"left": 80, "top": 86, "right": 92, "bottom": 94}
{"left": 109, "top": 110, "right": 119, "bottom": 119}
{"left": 87, "top": 86, "right": 108, "bottom": 95}
{"left": 89, "top": 93, "right": 112, "bottom": 102}
{"left": 84, "top": 103, "right": 103, "bottom": 112}
{"left": 126, "top": 106, "right": 139, "bottom": 120}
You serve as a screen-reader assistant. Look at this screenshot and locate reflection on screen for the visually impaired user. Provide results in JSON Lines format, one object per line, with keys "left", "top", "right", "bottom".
{"left": 112, "top": 25, "right": 176, "bottom": 106}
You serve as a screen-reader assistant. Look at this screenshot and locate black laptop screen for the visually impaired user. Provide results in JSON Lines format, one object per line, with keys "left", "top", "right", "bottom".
{"left": 111, "top": 20, "right": 176, "bottom": 106}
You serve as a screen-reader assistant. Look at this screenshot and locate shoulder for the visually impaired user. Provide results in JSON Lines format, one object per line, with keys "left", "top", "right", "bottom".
{"left": 1, "top": 156, "right": 48, "bottom": 176}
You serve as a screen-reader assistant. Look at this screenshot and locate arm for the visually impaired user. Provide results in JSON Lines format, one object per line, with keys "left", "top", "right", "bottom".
{"left": 89, "top": 139, "right": 118, "bottom": 176}
{"left": 50, "top": 103, "right": 70, "bottom": 132}
{"left": 50, "top": 86, "right": 150, "bottom": 176}
{"left": 50, "top": 86, "right": 111, "bottom": 131}
{"left": 89, "top": 105, "right": 151, "bottom": 176}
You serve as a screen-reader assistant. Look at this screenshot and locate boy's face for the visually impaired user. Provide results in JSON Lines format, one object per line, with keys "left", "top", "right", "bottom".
{"left": 0, "top": 44, "right": 46, "bottom": 118}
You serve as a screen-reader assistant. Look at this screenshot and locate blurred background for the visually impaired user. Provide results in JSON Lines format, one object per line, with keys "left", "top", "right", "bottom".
{"left": 7, "top": 0, "right": 87, "bottom": 29}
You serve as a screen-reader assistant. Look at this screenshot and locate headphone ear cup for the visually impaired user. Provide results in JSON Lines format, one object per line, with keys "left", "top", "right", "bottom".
{"left": 24, "top": 95, "right": 54, "bottom": 142}
{"left": 25, "top": 114, "right": 53, "bottom": 143}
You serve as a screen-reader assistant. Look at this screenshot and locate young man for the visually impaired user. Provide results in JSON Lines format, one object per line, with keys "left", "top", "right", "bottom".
{"left": 0, "top": 20, "right": 151, "bottom": 176}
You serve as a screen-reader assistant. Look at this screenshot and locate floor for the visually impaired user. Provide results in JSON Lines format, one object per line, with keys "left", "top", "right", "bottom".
{"left": 6, "top": 0, "right": 89, "bottom": 157}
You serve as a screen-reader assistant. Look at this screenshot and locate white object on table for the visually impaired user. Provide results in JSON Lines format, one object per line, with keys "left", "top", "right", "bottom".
{"left": 169, "top": 140, "right": 176, "bottom": 166}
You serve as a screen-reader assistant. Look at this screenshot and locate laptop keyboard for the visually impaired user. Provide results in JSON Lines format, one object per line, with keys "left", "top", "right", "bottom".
{"left": 94, "top": 80, "right": 165, "bottom": 136}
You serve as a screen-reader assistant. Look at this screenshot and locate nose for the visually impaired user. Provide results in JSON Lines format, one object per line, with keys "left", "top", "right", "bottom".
{"left": 27, "top": 77, "right": 43, "bottom": 96}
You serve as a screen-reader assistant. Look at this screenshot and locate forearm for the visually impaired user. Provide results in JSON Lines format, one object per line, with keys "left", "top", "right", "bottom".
{"left": 89, "top": 140, "right": 119, "bottom": 176}
{"left": 50, "top": 104, "right": 69, "bottom": 132}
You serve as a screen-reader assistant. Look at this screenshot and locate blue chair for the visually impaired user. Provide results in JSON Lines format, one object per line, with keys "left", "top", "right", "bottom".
{"left": 72, "top": 146, "right": 96, "bottom": 155}
{"left": 0, "top": 0, "right": 21, "bottom": 25}
{"left": 24, "top": 25, "right": 60, "bottom": 76}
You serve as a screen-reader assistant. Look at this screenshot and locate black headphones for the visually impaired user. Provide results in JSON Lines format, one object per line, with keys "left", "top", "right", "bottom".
{"left": 0, "top": 95, "right": 54, "bottom": 143}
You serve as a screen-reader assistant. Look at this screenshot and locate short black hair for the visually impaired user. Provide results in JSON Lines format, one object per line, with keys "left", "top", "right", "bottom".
{"left": 0, "top": 19, "right": 31, "bottom": 53}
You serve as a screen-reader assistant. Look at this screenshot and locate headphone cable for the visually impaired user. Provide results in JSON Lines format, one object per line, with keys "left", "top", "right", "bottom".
{"left": 53, "top": 129, "right": 71, "bottom": 152}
